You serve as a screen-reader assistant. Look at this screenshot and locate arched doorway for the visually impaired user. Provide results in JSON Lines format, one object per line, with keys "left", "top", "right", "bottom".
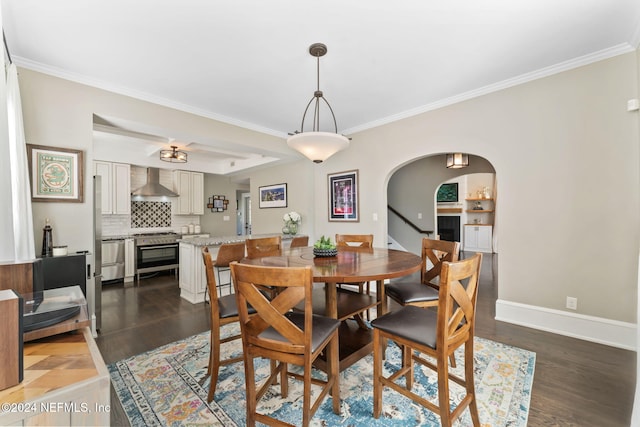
{"left": 386, "top": 153, "right": 496, "bottom": 255}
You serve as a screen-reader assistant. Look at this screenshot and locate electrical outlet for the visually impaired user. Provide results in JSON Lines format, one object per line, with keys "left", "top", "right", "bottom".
{"left": 566, "top": 296, "right": 577, "bottom": 310}
{"left": 418, "top": 212, "right": 423, "bottom": 219}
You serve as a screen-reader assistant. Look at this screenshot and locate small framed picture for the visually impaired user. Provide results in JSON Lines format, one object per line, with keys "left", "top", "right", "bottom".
{"left": 259, "top": 183, "right": 287, "bottom": 209}
{"left": 208, "top": 195, "right": 228, "bottom": 212}
{"left": 328, "top": 170, "right": 358, "bottom": 222}
{"left": 27, "top": 144, "right": 84, "bottom": 203}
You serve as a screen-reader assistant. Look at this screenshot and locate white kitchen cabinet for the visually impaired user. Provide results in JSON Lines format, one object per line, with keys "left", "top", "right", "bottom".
{"left": 179, "top": 242, "right": 217, "bottom": 303}
{"left": 464, "top": 225, "right": 493, "bottom": 253}
{"left": 124, "top": 238, "right": 135, "bottom": 284}
{"left": 94, "top": 161, "right": 131, "bottom": 215}
{"left": 173, "top": 170, "right": 204, "bottom": 215}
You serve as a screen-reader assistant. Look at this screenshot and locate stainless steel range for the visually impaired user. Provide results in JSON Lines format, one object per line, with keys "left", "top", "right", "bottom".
{"left": 134, "top": 232, "right": 180, "bottom": 280}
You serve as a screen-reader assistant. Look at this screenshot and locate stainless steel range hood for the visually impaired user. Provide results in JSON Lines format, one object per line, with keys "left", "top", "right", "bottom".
{"left": 131, "top": 168, "right": 178, "bottom": 197}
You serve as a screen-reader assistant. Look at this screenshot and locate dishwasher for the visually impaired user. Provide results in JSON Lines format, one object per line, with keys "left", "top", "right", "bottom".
{"left": 102, "top": 239, "right": 125, "bottom": 282}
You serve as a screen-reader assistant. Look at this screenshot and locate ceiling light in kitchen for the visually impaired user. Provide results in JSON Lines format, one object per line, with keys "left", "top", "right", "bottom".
{"left": 160, "top": 145, "right": 188, "bottom": 163}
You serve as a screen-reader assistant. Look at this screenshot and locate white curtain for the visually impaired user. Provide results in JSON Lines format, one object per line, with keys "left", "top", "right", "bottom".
{"left": 7, "top": 63, "right": 35, "bottom": 261}
{"left": 0, "top": 5, "right": 35, "bottom": 262}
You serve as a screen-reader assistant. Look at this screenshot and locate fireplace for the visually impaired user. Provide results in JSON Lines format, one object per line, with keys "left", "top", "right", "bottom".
{"left": 437, "top": 216, "right": 460, "bottom": 242}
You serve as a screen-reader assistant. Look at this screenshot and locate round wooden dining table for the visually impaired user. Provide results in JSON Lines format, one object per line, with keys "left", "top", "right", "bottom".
{"left": 240, "top": 246, "right": 422, "bottom": 371}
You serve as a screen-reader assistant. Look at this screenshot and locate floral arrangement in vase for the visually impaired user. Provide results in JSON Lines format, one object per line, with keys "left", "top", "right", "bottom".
{"left": 282, "top": 211, "right": 301, "bottom": 235}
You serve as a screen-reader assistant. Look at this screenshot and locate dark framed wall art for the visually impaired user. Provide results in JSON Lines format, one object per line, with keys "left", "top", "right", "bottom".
{"left": 258, "top": 183, "right": 287, "bottom": 209}
{"left": 436, "top": 182, "right": 459, "bottom": 203}
{"left": 328, "top": 169, "right": 358, "bottom": 222}
{"left": 27, "top": 144, "right": 84, "bottom": 203}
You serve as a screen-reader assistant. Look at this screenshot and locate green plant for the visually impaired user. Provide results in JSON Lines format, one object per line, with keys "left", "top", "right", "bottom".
{"left": 314, "top": 235, "right": 336, "bottom": 250}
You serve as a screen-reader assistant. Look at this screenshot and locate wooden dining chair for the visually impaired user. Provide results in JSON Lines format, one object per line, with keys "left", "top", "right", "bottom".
{"left": 335, "top": 234, "right": 374, "bottom": 320}
{"left": 385, "top": 238, "right": 460, "bottom": 309}
{"left": 230, "top": 261, "right": 341, "bottom": 427}
{"left": 245, "top": 235, "right": 282, "bottom": 258}
{"left": 209, "top": 242, "right": 245, "bottom": 298}
{"left": 289, "top": 235, "right": 309, "bottom": 248}
{"left": 201, "top": 246, "right": 252, "bottom": 402}
{"left": 245, "top": 236, "right": 283, "bottom": 298}
{"left": 371, "top": 253, "right": 483, "bottom": 427}
{"left": 385, "top": 238, "right": 460, "bottom": 366}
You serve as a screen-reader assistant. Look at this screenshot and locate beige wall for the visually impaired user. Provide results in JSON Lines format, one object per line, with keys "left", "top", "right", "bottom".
{"left": 246, "top": 161, "right": 315, "bottom": 237}
{"left": 332, "top": 53, "right": 639, "bottom": 322}
{"left": 15, "top": 49, "right": 639, "bottom": 340}
{"left": 310, "top": 52, "right": 639, "bottom": 325}
{"left": 200, "top": 174, "right": 248, "bottom": 236}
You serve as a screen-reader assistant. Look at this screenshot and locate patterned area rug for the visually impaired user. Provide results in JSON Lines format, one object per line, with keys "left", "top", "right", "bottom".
{"left": 109, "top": 323, "right": 535, "bottom": 426}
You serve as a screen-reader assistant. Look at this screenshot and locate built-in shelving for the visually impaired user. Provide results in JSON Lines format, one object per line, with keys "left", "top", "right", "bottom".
{"left": 464, "top": 197, "right": 494, "bottom": 252}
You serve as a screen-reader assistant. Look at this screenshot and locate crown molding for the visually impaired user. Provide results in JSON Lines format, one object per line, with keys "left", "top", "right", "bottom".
{"left": 341, "top": 43, "right": 636, "bottom": 135}
{"left": 12, "top": 56, "right": 287, "bottom": 139}
{"left": 13, "top": 42, "right": 636, "bottom": 139}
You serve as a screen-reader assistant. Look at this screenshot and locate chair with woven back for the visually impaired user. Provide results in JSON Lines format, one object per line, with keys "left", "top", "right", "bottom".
{"left": 201, "top": 246, "right": 252, "bottom": 403}
{"left": 335, "top": 234, "right": 374, "bottom": 320}
{"left": 230, "top": 261, "right": 341, "bottom": 427}
{"left": 371, "top": 252, "right": 483, "bottom": 427}
{"left": 289, "top": 235, "right": 309, "bottom": 248}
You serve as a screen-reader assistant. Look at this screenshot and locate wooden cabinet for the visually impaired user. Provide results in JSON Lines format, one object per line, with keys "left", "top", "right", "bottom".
{"left": 94, "top": 161, "right": 131, "bottom": 215}
{"left": 464, "top": 225, "right": 493, "bottom": 253}
{"left": 173, "top": 170, "right": 204, "bottom": 215}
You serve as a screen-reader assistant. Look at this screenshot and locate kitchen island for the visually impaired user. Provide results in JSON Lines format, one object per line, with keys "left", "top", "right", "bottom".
{"left": 178, "top": 234, "right": 301, "bottom": 303}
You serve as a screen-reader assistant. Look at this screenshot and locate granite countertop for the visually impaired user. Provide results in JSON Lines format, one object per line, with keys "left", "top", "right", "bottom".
{"left": 101, "top": 235, "right": 132, "bottom": 241}
{"left": 178, "top": 233, "right": 301, "bottom": 247}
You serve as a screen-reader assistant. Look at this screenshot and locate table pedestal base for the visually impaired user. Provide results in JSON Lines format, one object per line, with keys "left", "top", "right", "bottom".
{"left": 314, "top": 319, "right": 374, "bottom": 372}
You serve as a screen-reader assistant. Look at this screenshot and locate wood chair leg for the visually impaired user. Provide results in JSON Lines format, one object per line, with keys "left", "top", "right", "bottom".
{"left": 244, "top": 357, "right": 257, "bottom": 427}
{"left": 404, "top": 344, "right": 413, "bottom": 390}
{"left": 437, "top": 352, "right": 453, "bottom": 427}
{"left": 465, "top": 338, "right": 481, "bottom": 427}
{"left": 373, "top": 329, "right": 383, "bottom": 418}
{"left": 207, "top": 327, "right": 221, "bottom": 403}
{"left": 449, "top": 354, "right": 457, "bottom": 368}
{"left": 280, "top": 362, "right": 289, "bottom": 398}
{"left": 302, "top": 364, "right": 312, "bottom": 426}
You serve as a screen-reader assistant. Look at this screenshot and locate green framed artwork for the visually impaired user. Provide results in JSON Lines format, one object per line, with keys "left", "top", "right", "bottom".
{"left": 27, "top": 144, "right": 84, "bottom": 203}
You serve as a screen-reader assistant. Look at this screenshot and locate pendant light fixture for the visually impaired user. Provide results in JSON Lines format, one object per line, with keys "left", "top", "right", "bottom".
{"left": 287, "top": 43, "right": 349, "bottom": 163}
{"left": 160, "top": 145, "right": 188, "bottom": 163}
{"left": 446, "top": 153, "right": 469, "bottom": 169}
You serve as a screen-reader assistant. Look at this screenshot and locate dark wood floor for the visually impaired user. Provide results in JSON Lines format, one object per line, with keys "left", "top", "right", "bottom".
{"left": 95, "top": 253, "right": 636, "bottom": 426}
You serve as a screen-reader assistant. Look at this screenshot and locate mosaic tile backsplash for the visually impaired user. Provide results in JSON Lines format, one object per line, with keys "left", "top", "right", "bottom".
{"left": 131, "top": 201, "right": 172, "bottom": 228}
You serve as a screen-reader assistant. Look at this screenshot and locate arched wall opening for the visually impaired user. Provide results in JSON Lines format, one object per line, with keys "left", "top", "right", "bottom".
{"left": 386, "top": 153, "right": 496, "bottom": 256}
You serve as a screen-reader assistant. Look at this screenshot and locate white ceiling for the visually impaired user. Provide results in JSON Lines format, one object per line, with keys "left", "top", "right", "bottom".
{"left": 3, "top": 0, "right": 640, "bottom": 174}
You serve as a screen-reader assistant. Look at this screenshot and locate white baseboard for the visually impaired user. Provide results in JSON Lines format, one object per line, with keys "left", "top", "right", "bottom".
{"left": 495, "top": 299, "right": 637, "bottom": 351}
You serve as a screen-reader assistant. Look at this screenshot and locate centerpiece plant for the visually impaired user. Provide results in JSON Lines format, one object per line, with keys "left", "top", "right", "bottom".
{"left": 313, "top": 235, "right": 337, "bottom": 257}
